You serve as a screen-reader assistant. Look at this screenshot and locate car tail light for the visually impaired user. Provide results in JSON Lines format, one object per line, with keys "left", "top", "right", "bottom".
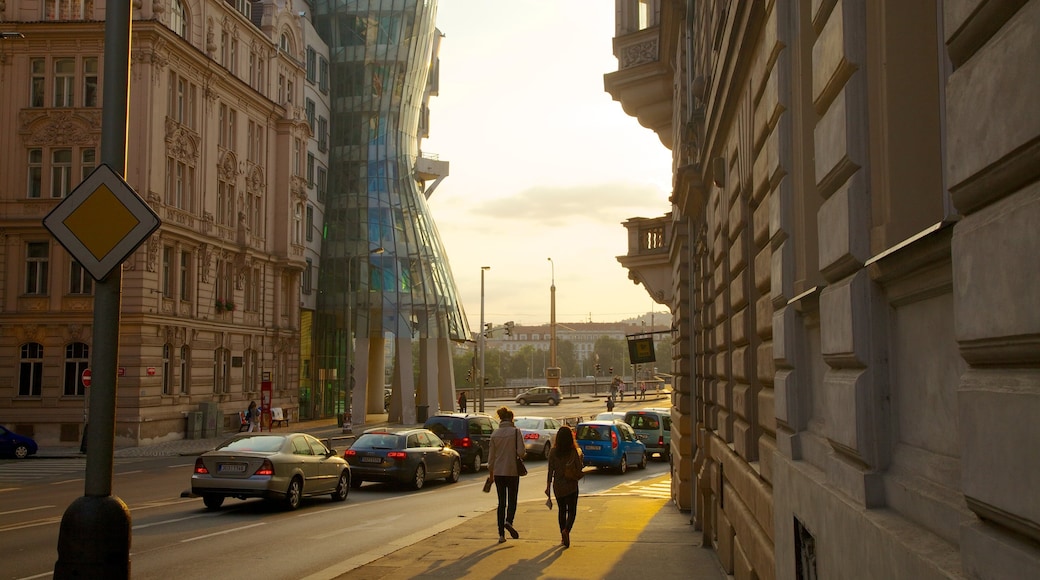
{"left": 344, "top": 449, "right": 357, "bottom": 459}
{"left": 193, "top": 458, "right": 208, "bottom": 475}
{"left": 523, "top": 432, "right": 539, "bottom": 441}
{"left": 611, "top": 430, "right": 619, "bottom": 450}
{"left": 658, "top": 436, "right": 664, "bottom": 447}
{"left": 256, "top": 459, "right": 274, "bottom": 476}
{"left": 387, "top": 451, "right": 406, "bottom": 460}
{"left": 452, "top": 436, "right": 471, "bottom": 448}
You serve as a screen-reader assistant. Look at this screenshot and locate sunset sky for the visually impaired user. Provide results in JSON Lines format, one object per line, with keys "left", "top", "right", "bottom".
{"left": 422, "top": 1, "right": 673, "bottom": 329}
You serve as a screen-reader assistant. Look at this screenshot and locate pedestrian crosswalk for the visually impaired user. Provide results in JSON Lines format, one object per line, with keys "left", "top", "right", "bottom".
{"left": 0, "top": 458, "right": 87, "bottom": 487}
{"left": 600, "top": 476, "right": 674, "bottom": 501}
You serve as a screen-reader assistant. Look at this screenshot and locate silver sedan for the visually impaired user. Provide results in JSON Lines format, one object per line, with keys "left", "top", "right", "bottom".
{"left": 514, "top": 416, "right": 563, "bottom": 458}
{"left": 191, "top": 433, "right": 351, "bottom": 510}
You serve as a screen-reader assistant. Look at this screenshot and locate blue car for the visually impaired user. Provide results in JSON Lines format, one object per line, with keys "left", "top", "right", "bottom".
{"left": 0, "top": 425, "right": 38, "bottom": 459}
{"left": 575, "top": 420, "right": 646, "bottom": 474}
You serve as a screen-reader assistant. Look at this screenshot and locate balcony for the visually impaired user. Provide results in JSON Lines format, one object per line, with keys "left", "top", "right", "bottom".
{"left": 617, "top": 214, "right": 673, "bottom": 305}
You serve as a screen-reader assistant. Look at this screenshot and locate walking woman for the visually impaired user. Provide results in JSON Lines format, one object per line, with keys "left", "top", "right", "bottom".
{"left": 545, "top": 425, "right": 584, "bottom": 547}
{"left": 488, "top": 406, "right": 526, "bottom": 543}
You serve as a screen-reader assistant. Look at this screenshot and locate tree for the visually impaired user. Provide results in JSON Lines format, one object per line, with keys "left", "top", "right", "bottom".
{"left": 593, "top": 335, "right": 627, "bottom": 376}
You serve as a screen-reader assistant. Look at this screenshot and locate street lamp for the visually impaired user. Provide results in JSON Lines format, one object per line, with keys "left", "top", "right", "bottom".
{"left": 479, "top": 266, "right": 490, "bottom": 412}
{"left": 546, "top": 258, "right": 560, "bottom": 389}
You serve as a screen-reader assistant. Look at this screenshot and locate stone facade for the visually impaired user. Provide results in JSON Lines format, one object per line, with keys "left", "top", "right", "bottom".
{"left": 610, "top": 1, "right": 1039, "bottom": 578}
{"left": 0, "top": 0, "right": 308, "bottom": 446}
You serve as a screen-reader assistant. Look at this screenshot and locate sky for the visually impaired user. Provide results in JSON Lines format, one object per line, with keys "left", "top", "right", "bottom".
{"left": 421, "top": 2, "right": 674, "bottom": 328}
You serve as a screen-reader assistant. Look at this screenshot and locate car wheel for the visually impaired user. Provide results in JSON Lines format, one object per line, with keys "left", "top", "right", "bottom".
{"left": 618, "top": 455, "right": 628, "bottom": 474}
{"left": 446, "top": 458, "right": 461, "bottom": 483}
{"left": 331, "top": 471, "right": 349, "bottom": 501}
{"left": 285, "top": 477, "right": 303, "bottom": 510}
{"left": 542, "top": 442, "right": 551, "bottom": 459}
{"left": 412, "top": 464, "right": 426, "bottom": 490}
{"left": 14, "top": 444, "right": 29, "bottom": 459}
{"left": 470, "top": 451, "right": 482, "bottom": 473}
{"left": 202, "top": 494, "right": 225, "bottom": 510}
{"left": 517, "top": 398, "right": 527, "bottom": 406}
{"left": 549, "top": 398, "right": 558, "bottom": 406}
{"left": 350, "top": 477, "right": 364, "bottom": 489}
{"left": 638, "top": 452, "right": 647, "bottom": 470}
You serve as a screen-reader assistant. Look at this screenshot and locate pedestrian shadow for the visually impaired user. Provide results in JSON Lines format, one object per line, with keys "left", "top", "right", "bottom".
{"left": 413, "top": 543, "right": 565, "bottom": 579}
{"left": 489, "top": 545, "right": 565, "bottom": 579}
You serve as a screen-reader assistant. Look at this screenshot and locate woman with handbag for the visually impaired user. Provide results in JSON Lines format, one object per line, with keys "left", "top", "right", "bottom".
{"left": 488, "top": 406, "right": 526, "bottom": 544}
{"left": 545, "top": 425, "right": 584, "bottom": 547}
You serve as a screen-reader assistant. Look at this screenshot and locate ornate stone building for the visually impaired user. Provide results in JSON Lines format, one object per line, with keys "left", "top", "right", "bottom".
{"left": 0, "top": 0, "right": 309, "bottom": 446}
{"left": 611, "top": 1, "right": 1039, "bottom": 578}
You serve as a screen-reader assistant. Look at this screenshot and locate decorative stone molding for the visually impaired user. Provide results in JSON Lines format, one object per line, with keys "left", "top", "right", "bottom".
{"left": 20, "top": 110, "right": 101, "bottom": 147}
{"left": 218, "top": 150, "right": 239, "bottom": 181}
{"left": 620, "top": 38, "right": 659, "bottom": 68}
{"left": 17, "top": 324, "right": 44, "bottom": 343}
{"left": 146, "top": 234, "right": 160, "bottom": 272}
{"left": 246, "top": 164, "right": 265, "bottom": 193}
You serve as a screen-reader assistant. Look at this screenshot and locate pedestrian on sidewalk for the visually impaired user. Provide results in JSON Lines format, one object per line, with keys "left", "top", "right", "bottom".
{"left": 488, "top": 405, "right": 526, "bottom": 544}
{"left": 458, "top": 391, "right": 467, "bottom": 413}
{"left": 606, "top": 396, "right": 615, "bottom": 413}
{"left": 246, "top": 400, "right": 260, "bottom": 432}
{"left": 546, "top": 425, "right": 584, "bottom": 548}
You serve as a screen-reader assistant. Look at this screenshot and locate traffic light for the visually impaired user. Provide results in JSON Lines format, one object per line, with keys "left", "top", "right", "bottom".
{"left": 466, "top": 369, "right": 472, "bottom": 382}
{"left": 504, "top": 321, "right": 514, "bottom": 336}
{"left": 483, "top": 377, "right": 489, "bottom": 386}
{"left": 483, "top": 322, "right": 492, "bottom": 337}
{"left": 608, "top": 366, "right": 613, "bottom": 375}
{"left": 595, "top": 363, "right": 601, "bottom": 374}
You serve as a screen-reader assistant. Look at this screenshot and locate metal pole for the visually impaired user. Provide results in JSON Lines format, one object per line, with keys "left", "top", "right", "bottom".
{"left": 479, "top": 266, "right": 489, "bottom": 412}
{"left": 55, "top": 2, "right": 132, "bottom": 576}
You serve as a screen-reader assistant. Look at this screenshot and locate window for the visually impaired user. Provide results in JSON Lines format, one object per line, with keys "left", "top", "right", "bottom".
{"left": 214, "top": 348, "right": 231, "bottom": 394}
{"left": 179, "top": 250, "right": 191, "bottom": 301}
{"left": 246, "top": 266, "right": 261, "bottom": 311}
{"left": 25, "top": 242, "right": 49, "bottom": 295}
{"left": 319, "top": 57, "right": 329, "bottom": 93}
{"left": 316, "top": 166, "right": 327, "bottom": 203}
{"left": 163, "top": 344, "right": 173, "bottom": 395}
{"left": 179, "top": 345, "right": 191, "bottom": 394}
{"left": 305, "top": 98, "right": 315, "bottom": 130}
{"left": 306, "top": 47, "right": 316, "bottom": 83}
{"left": 303, "top": 258, "right": 312, "bottom": 294}
{"left": 170, "top": 0, "right": 187, "bottom": 38}
{"left": 81, "top": 148, "right": 95, "bottom": 181}
{"left": 248, "top": 191, "right": 263, "bottom": 235}
{"left": 168, "top": 71, "right": 197, "bottom": 129}
{"left": 306, "top": 205, "right": 314, "bottom": 241}
{"left": 216, "top": 259, "right": 234, "bottom": 310}
{"left": 247, "top": 119, "right": 264, "bottom": 164}
{"left": 166, "top": 157, "right": 194, "bottom": 210}
{"left": 217, "top": 179, "right": 235, "bottom": 226}
{"left": 28, "top": 149, "right": 42, "bottom": 197}
{"left": 287, "top": 80, "right": 294, "bottom": 105}
{"left": 30, "top": 58, "right": 45, "bottom": 107}
{"left": 317, "top": 116, "right": 328, "bottom": 152}
{"left": 278, "top": 73, "right": 286, "bottom": 104}
{"left": 243, "top": 349, "right": 258, "bottom": 393}
{"left": 53, "top": 58, "right": 75, "bottom": 107}
{"left": 19, "top": 343, "right": 44, "bottom": 397}
{"left": 83, "top": 57, "right": 98, "bottom": 107}
{"left": 45, "top": 0, "right": 92, "bottom": 20}
{"left": 218, "top": 103, "right": 236, "bottom": 149}
{"left": 69, "top": 260, "right": 93, "bottom": 295}
{"left": 279, "top": 33, "right": 290, "bottom": 53}
{"left": 161, "top": 246, "right": 173, "bottom": 298}
{"left": 51, "top": 149, "right": 72, "bottom": 198}
{"left": 64, "top": 342, "right": 89, "bottom": 396}
{"left": 293, "top": 203, "right": 302, "bottom": 244}
{"left": 293, "top": 138, "right": 302, "bottom": 176}
{"left": 307, "top": 153, "right": 315, "bottom": 186}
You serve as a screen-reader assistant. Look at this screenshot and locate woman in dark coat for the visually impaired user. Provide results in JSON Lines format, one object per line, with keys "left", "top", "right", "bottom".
{"left": 545, "top": 425, "right": 584, "bottom": 547}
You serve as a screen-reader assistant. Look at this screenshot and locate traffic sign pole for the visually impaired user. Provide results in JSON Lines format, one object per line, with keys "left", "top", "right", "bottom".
{"left": 55, "top": 2, "right": 133, "bottom": 577}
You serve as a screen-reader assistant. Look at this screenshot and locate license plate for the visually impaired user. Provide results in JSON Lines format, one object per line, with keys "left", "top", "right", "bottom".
{"left": 636, "top": 434, "right": 647, "bottom": 440}
{"left": 361, "top": 456, "right": 382, "bottom": 463}
{"left": 218, "top": 463, "right": 246, "bottom": 473}
{"left": 586, "top": 445, "right": 601, "bottom": 451}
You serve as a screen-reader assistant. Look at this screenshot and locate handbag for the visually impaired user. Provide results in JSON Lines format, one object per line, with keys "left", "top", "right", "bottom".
{"left": 482, "top": 476, "right": 493, "bottom": 493}
{"left": 515, "top": 429, "right": 528, "bottom": 476}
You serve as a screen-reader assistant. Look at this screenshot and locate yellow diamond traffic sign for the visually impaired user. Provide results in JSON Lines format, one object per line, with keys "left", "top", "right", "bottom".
{"left": 43, "top": 164, "right": 160, "bottom": 281}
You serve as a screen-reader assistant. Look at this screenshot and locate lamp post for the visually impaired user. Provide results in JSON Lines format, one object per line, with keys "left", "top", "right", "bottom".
{"left": 479, "top": 266, "right": 490, "bottom": 412}
{"left": 547, "top": 258, "right": 560, "bottom": 389}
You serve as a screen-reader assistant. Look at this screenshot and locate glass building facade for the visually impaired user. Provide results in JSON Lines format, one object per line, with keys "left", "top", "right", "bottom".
{"left": 310, "top": 0, "right": 468, "bottom": 426}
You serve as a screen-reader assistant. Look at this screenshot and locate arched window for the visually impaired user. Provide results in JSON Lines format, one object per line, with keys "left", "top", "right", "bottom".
{"left": 64, "top": 342, "right": 89, "bottom": 396}
{"left": 19, "top": 342, "right": 44, "bottom": 397}
{"left": 170, "top": 0, "right": 188, "bottom": 38}
{"left": 280, "top": 33, "right": 291, "bottom": 53}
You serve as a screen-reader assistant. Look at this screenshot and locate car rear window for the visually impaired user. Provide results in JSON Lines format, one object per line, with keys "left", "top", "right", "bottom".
{"left": 577, "top": 425, "right": 610, "bottom": 441}
{"left": 219, "top": 435, "right": 286, "bottom": 452}
{"left": 627, "top": 415, "right": 660, "bottom": 429}
{"left": 425, "top": 417, "right": 464, "bottom": 439}
{"left": 354, "top": 434, "right": 403, "bottom": 449}
{"left": 514, "top": 418, "right": 541, "bottom": 429}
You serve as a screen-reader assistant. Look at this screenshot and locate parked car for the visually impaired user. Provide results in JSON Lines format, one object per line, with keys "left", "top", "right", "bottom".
{"left": 575, "top": 420, "right": 646, "bottom": 474}
{"left": 344, "top": 427, "right": 461, "bottom": 490}
{"left": 423, "top": 412, "right": 499, "bottom": 473}
{"left": 624, "top": 408, "right": 672, "bottom": 460}
{"left": 514, "top": 416, "right": 563, "bottom": 458}
{"left": 515, "top": 386, "right": 562, "bottom": 406}
{"left": 190, "top": 432, "right": 350, "bottom": 511}
{"left": 0, "top": 425, "right": 38, "bottom": 459}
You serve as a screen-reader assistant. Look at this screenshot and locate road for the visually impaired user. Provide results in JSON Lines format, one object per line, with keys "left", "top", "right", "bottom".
{"left": 0, "top": 395, "right": 670, "bottom": 579}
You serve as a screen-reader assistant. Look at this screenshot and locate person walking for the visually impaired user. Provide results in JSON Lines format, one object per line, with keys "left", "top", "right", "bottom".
{"left": 606, "top": 395, "right": 615, "bottom": 413}
{"left": 488, "top": 406, "right": 526, "bottom": 544}
{"left": 458, "top": 391, "right": 468, "bottom": 413}
{"left": 545, "top": 425, "right": 584, "bottom": 547}
{"left": 246, "top": 400, "right": 260, "bottom": 432}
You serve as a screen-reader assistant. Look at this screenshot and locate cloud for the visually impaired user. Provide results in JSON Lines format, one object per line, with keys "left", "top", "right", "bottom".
{"left": 464, "top": 182, "right": 668, "bottom": 226}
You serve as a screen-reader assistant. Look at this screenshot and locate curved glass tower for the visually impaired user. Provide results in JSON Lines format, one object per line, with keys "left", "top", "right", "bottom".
{"left": 311, "top": 0, "right": 468, "bottom": 426}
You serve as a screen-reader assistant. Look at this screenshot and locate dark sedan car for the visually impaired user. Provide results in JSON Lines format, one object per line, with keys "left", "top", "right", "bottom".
{"left": 344, "top": 427, "right": 461, "bottom": 490}
{"left": 515, "top": 386, "right": 562, "bottom": 406}
{"left": 0, "top": 425, "right": 38, "bottom": 459}
{"left": 191, "top": 432, "right": 351, "bottom": 510}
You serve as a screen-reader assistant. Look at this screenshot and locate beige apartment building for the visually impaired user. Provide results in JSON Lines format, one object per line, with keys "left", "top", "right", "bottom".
{"left": 611, "top": 1, "right": 1039, "bottom": 578}
{"left": 0, "top": 0, "right": 309, "bottom": 446}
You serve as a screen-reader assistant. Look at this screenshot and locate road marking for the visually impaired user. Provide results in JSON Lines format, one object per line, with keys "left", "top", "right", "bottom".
{"left": 0, "top": 516, "right": 62, "bottom": 533}
{"left": 50, "top": 479, "right": 84, "bottom": 485}
{"left": 116, "top": 470, "right": 142, "bottom": 476}
{"left": 134, "top": 513, "right": 210, "bottom": 530}
{"left": 180, "top": 522, "right": 266, "bottom": 543}
{"left": 0, "top": 505, "right": 54, "bottom": 516}
{"left": 307, "top": 514, "right": 404, "bottom": 540}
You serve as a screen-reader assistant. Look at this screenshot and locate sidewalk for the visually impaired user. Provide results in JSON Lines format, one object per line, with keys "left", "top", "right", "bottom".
{"left": 322, "top": 488, "right": 724, "bottom": 580}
